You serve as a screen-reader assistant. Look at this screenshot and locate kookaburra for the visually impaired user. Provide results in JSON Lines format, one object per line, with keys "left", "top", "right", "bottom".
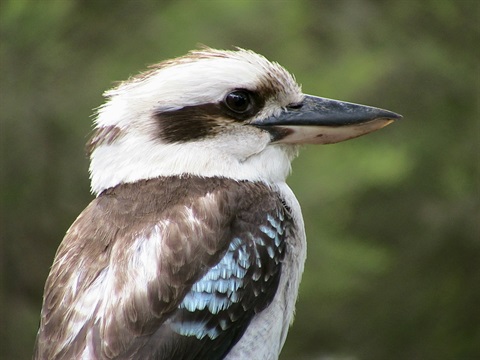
{"left": 34, "top": 48, "right": 400, "bottom": 360}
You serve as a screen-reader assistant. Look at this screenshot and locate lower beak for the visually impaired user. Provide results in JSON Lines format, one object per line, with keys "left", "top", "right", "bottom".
{"left": 251, "top": 95, "right": 402, "bottom": 144}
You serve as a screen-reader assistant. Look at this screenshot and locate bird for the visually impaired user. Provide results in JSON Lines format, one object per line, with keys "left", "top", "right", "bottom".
{"left": 34, "top": 47, "right": 401, "bottom": 360}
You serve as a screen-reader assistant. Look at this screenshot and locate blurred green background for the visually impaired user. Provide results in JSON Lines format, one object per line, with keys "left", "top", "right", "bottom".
{"left": 1, "top": 0, "right": 478, "bottom": 359}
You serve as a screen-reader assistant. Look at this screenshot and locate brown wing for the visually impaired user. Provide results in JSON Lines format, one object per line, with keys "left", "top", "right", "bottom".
{"left": 33, "top": 176, "right": 291, "bottom": 360}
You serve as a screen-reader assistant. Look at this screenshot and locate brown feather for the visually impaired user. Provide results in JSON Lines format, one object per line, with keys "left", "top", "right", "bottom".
{"left": 34, "top": 176, "right": 290, "bottom": 359}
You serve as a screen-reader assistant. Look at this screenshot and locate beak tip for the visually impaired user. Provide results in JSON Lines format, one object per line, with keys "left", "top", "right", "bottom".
{"left": 375, "top": 108, "right": 402, "bottom": 122}
{"left": 390, "top": 112, "right": 403, "bottom": 121}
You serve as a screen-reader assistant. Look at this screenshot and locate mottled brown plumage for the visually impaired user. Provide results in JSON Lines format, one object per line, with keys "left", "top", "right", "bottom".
{"left": 34, "top": 176, "right": 293, "bottom": 359}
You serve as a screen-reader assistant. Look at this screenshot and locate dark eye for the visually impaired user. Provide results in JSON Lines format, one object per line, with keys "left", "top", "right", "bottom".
{"left": 224, "top": 90, "right": 251, "bottom": 113}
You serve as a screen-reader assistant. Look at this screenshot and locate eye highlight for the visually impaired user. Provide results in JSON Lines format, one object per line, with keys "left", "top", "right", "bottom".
{"left": 224, "top": 90, "right": 252, "bottom": 113}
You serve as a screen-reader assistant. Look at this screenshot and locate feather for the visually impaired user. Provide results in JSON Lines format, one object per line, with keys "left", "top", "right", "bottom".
{"left": 34, "top": 176, "right": 293, "bottom": 359}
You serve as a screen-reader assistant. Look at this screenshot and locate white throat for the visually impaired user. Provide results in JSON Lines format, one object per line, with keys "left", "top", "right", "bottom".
{"left": 89, "top": 132, "right": 298, "bottom": 195}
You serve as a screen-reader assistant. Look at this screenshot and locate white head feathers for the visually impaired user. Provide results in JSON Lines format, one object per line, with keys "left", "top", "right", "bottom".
{"left": 88, "top": 48, "right": 304, "bottom": 195}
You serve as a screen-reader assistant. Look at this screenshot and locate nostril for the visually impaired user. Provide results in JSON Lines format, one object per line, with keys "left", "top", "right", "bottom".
{"left": 286, "top": 102, "right": 303, "bottom": 110}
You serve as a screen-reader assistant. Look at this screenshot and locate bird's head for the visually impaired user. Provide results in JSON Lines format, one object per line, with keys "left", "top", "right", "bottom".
{"left": 88, "top": 48, "right": 400, "bottom": 195}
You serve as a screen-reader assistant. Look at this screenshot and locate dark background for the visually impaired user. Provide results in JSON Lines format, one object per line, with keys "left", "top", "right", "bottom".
{"left": 1, "top": 1, "right": 478, "bottom": 359}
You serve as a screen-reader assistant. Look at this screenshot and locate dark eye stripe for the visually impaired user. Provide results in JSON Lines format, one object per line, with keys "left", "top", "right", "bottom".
{"left": 154, "top": 91, "right": 265, "bottom": 143}
{"left": 154, "top": 103, "right": 223, "bottom": 143}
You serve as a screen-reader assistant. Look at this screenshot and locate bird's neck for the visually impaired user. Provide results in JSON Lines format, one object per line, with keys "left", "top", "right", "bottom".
{"left": 89, "top": 136, "right": 299, "bottom": 196}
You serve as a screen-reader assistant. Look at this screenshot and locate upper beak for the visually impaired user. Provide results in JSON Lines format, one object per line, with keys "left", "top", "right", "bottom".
{"left": 251, "top": 95, "right": 402, "bottom": 144}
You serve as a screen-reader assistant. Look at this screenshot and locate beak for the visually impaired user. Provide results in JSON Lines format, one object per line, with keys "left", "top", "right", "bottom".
{"left": 251, "top": 95, "right": 402, "bottom": 144}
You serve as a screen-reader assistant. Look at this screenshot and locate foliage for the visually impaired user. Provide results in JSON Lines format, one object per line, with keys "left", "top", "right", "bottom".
{"left": 1, "top": 0, "right": 478, "bottom": 359}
